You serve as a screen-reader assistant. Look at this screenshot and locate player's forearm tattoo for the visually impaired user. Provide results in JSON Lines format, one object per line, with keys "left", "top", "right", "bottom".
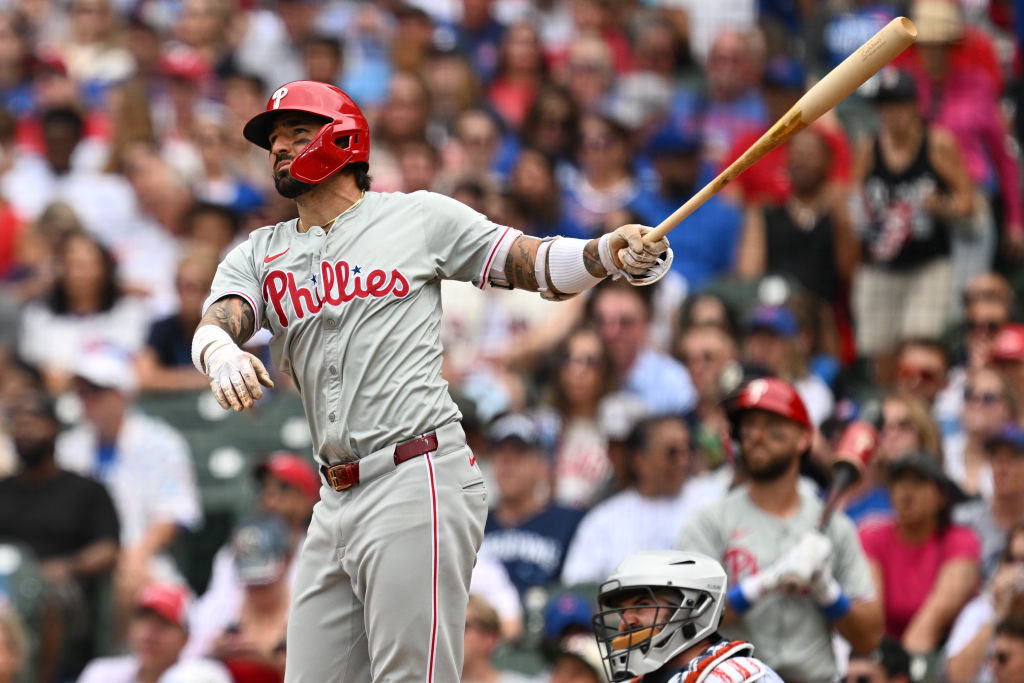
{"left": 504, "top": 235, "right": 541, "bottom": 291}
{"left": 199, "top": 295, "right": 256, "bottom": 346}
{"left": 583, "top": 239, "right": 608, "bottom": 278}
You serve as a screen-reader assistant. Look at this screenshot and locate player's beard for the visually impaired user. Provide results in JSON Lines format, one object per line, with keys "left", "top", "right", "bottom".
{"left": 275, "top": 168, "right": 316, "bottom": 199}
{"left": 741, "top": 447, "right": 796, "bottom": 483}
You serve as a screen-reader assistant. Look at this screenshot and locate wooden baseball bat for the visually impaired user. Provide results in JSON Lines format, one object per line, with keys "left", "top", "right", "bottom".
{"left": 644, "top": 16, "right": 917, "bottom": 244}
{"left": 818, "top": 422, "right": 878, "bottom": 531}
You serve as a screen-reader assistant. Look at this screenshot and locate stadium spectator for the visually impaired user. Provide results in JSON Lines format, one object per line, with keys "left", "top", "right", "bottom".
{"left": 0, "top": 608, "right": 26, "bottom": 683}
{"left": 589, "top": 279, "right": 696, "bottom": 415}
{"left": 77, "top": 581, "right": 232, "bottom": 683}
{"left": 677, "top": 323, "right": 739, "bottom": 474}
{"left": 488, "top": 21, "right": 546, "bottom": 131}
{"left": 845, "top": 637, "right": 911, "bottom": 683}
{"left": 538, "top": 325, "right": 616, "bottom": 509}
{"left": 850, "top": 69, "right": 973, "bottom": 358}
{"left": 478, "top": 413, "right": 584, "bottom": 598}
{"left": 17, "top": 232, "right": 147, "bottom": 394}
{"left": 946, "top": 522, "right": 1024, "bottom": 683}
{"left": 991, "top": 612, "right": 1024, "bottom": 683}
{"left": 629, "top": 124, "right": 741, "bottom": 291}
{"left": 135, "top": 245, "right": 219, "bottom": 392}
{"left": 508, "top": 147, "right": 582, "bottom": 238}
{"left": 0, "top": 390, "right": 119, "bottom": 676}
{"left": 562, "top": 113, "right": 638, "bottom": 237}
{"left": 942, "top": 366, "right": 1018, "bottom": 500}
{"left": 561, "top": 415, "right": 724, "bottom": 584}
{"left": 55, "top": 346, "right": 201, "bottom": 636}
{"left": 549, "top": 633, "right": 608, "bottom": 683}
{"left": 678, "top": 377, "right": 881, "bottom": 681}
{"left": 990, "top": 325, "right": 1024, "bottom": 405}
{"left": 461, "top": 594, "right": 537, "bottom": 683}
{"left": 860, "top": 451, "right": 979, "bottom": 661}
{"left": 877, "top": 392, "right": 943, "bottom": 466}
{"left": 951, "top": 272, "right": 1015, "bottom": 371}
{"left": 208, "top": 515, "right": 291, "bottom": 678}
{"left": 955, "top": 424, "right": 1024, "bottom": 580}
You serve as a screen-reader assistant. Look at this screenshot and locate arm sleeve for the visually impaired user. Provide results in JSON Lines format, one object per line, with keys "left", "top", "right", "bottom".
{"left": 944, "top": 525, "right": 982, "bottom": 562}
{"left": 830, "top": 513, "right": 878, "bottom": 602}
{"left": 204, "top": 238, "right": 264, "bottom": 334}
{"left": 417, "top": 192, "right": 516, "bottom": 287}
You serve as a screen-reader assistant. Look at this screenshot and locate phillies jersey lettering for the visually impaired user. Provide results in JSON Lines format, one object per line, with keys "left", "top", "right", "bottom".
{"left": 204, "top": 191, "right": 517, "bottom": 463}
{"left": 262, "top": 259, "right": 411, "bottom": 326}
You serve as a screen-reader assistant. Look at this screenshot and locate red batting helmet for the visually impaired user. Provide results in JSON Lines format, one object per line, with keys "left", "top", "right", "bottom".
{"left": 243, "top": 80, "right": 370, "bottom": 184}
{"left": 725, "top": 377, "right": 812, "bottom": 432}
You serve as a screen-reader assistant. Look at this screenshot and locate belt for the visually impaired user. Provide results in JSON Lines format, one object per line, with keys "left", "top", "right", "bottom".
{"left": 320, "top": 432, "right": 439, "bottom": 492}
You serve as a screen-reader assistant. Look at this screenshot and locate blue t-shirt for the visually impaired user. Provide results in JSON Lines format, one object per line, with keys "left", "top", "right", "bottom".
{"left": 627, "top": 190, "right": 741, "bottom": 291}
{"left": 844, "top": 485, "right": 892, "bottom": 529}
{"left": 481, "top": 505, "right": 584, "bottom": 596}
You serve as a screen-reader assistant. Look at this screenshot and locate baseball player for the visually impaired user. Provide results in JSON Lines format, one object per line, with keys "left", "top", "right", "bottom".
{"left": 593, "top": 549, "right": 783, "bottom": 682}
{"left": 189, "top": 80, "right": 672, "bottom": 683}
{"left": 677, "top": 378, "right": 882, "bottom": 682}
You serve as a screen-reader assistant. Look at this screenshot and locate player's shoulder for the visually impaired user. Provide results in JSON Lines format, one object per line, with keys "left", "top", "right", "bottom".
{"left": 666, "top": 656, "right": 775, "bottom": 683}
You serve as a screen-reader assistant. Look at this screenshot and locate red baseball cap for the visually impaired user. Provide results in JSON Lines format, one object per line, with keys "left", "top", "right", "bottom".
{"left": 991, "top": 324, "right": 1024, "bottom": 363}
{"left": 256, "top": 452, "right": 321, "bottom": 501}
{"left": 136, "top": 582, "right": 191, "bottom": 629}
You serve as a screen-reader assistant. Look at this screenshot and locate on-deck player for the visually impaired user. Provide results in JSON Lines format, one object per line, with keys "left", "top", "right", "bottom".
{"left": 190, "top": 80, "right": 673, "bottom": 682}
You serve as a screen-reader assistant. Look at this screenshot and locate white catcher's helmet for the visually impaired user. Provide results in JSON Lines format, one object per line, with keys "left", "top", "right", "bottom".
{"left": 593, "top": 550, "right": 727, "bottom": 681}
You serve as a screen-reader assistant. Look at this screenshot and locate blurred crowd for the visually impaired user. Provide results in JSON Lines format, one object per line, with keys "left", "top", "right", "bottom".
{"left": 0, "top": 0, "right": 1022, "bottom": 681}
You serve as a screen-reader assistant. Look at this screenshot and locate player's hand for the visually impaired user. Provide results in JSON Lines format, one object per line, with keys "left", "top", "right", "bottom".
{"left": 608, "top": 224, "right": 668, "bottom": 274}
{"left": 598, "top": 225, "right": 674, "bottom": 286}
{"left": 204, "top": 342, "right": 275, "bottom": 412}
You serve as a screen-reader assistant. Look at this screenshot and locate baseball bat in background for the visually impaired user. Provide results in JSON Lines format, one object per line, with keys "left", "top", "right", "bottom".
{"left": 643, "top": 16, "right": 917, "bottom": 244}
{"left": 818, "top": 422, "right": 879, "bottom": 531}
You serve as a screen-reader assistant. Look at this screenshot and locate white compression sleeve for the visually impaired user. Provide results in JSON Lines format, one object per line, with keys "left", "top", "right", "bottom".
{"left": 546, "top": 237, "right": 605, "bottom": 295}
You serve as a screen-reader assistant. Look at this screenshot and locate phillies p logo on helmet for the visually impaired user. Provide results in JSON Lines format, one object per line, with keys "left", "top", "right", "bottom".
{"left": 271, "top": 87, "right": 289, "bottom": 109}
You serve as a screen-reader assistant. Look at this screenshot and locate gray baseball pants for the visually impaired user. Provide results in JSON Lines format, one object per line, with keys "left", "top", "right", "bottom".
{"left": 284, "top": 422, "right": 488, "bottom": 682}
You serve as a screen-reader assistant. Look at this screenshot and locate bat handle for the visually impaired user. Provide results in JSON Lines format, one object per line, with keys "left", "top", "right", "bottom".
{"left": 818, "top": 461, "right": 860, "bottom": 531}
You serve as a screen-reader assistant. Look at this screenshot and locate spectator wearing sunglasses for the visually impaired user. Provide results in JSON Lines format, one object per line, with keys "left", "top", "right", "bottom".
{"left": 845, "top": 638, "right": 911, "bottom": 683}
{"left": 894, "top": 337, "right": 962, "bottom": 437}
{"left": 946, "top": 522, "right": 1024, "bottom": 683}
{"left": 943, "top": 367, "right": 1019, "bottom": 500}
{"left": 951, "top": 273, "right": 1016, "bottom": 371}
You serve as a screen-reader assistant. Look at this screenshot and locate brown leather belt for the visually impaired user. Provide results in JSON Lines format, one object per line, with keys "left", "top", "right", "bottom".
{"left": 320, "top": 432, "right": 439, "bottom": 492}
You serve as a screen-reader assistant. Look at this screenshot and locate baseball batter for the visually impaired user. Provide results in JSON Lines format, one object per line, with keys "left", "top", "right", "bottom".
{"left": 190, "top": 80, "right": 672, "bottom": 682}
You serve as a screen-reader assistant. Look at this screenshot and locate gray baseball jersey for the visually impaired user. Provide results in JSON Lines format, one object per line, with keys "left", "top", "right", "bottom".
{"left": 205, "top": 190, "right": 517, "bottom": 464}
{"left": 677, "top": 483, "right": 876, "bottom": 683}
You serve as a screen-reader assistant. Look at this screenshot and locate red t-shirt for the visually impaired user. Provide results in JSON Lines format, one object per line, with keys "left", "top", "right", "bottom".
{"left": 859, "top": 520, "right": 980, "bottom": 639}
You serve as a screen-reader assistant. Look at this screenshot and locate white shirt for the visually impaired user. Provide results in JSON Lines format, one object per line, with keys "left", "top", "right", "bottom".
{"left": 561, "top": 475, "right": 728, "bottom": 585}
{"left": 944, "top": 592, "right": 996, "bottom": 683}
{"left": 56, "top": 412, "right": 202, "bottom": 547}
{"left": 77, "top": 655, "right": 233, "bottom": 683}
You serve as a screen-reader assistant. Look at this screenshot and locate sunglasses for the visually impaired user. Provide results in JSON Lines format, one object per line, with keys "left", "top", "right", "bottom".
{"left": 965, "top": 388, "right": 1002, "bottom": 405}
{"left": 898, "top": 365, "right": 942, "bottom": 383}
{"left": 563, "top": 353, "right": 601, "bottom": 368}
{"left": 883, "top": 418, "right": 915, "bottom": 433}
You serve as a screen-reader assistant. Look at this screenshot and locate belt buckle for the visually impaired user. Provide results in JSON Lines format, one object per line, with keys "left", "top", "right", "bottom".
{"left": 325, "top": 463, "right": 358, "bottom": 491}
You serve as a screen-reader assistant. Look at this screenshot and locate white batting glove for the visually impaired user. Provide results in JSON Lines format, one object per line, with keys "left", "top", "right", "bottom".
{"left": 778, "top": 530, "right": 833, "bottom": 591}
{"left": 598, "top": 224, "right": 673, "bottom": 286}
{"left": 193, "top": 326, "right": 274, "bottom": 412}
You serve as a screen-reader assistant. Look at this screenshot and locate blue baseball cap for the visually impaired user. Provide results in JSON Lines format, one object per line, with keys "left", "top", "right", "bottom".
{"left": 986, "top": 423, "right": 1024, "bottom": 453}
{"left": 748, "top": 305, "right": 799, "bottom": 338}
{"left": 763, "top": 56, "right": 806, "bottom": 91}
{"left": 544, "top": 592, "right": 593, "bottom": 640}
{"left": 647, "top": 124, "right": 701, "bottom": 157}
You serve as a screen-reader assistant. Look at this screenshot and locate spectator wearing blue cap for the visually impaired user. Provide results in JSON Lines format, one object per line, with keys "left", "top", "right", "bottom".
{"left": 627, "top": 124, "right": 741, "bottom": 293}
{"left": 742, "top": 304, "right": 835, "bottom": 428}
{"left": 954, "top": 425, "right": 1024, "bottom": 581}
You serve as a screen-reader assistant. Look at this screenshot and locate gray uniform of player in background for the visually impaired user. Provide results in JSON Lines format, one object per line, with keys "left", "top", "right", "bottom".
{"left": 192, "top": 81, "right": 672, "bottom": 682}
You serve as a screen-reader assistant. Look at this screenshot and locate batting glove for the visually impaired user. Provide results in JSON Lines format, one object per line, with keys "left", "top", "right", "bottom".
{"left": 193, "top": 326, "right": 274, "bottom": 412}
{"left": 810, "top": 560, "right": 851, "bottom": 620}
{"left": 599, "top": 224, "right": 674, "bottom": 286}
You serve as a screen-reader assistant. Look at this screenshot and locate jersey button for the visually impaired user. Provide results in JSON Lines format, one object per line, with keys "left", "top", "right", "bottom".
{"left": 326, "top": 318, "right": 336, "bottom": 328}
{"left": 329, "top": 412, "right": 336, "bottom": 422}
{"left": 329, "top": 365, "right": 337, "bottom": 375}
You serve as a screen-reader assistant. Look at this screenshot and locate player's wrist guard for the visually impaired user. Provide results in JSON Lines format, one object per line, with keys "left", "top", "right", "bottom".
{"left": 535, "top": 237, "right": 604, "bottom": 301}
{"left": 812, "top": 574, "right": 850, "bottom": 620}
{"left": 597, "top": 232, "right": 674, "bottom": 286}
{"left": 192, "top": 325, "right": 236, "bottom": 375}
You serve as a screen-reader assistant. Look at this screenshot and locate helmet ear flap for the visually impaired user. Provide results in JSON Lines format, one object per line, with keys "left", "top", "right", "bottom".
{"left": 289, "top": 121, "right": 358, "bottom": 184}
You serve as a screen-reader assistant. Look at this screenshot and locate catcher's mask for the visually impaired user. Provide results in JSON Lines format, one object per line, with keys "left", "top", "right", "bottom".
{"left": 593, "top": 550, "right": 727, "bottom": 681}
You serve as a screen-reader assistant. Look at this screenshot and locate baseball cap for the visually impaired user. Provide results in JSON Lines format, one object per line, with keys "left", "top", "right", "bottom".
{"left": 985, "top": 423, "right": 1024, "bottom": 453}
{"left": 487, "top": 413, "right": 542, "bottom": 451}
{"left": 136, "top": 582, "right": 191, "bottom": 629}
{"left": 159, "top": 45, "right": 210, "bottom": 83}
{"left": 990, "top": 325, "right": 1024, "bottom": 363}
{"left": 747, "top": 304, "right": 799, "bottom": 338}
{"left": 647, "top": 124, "right": 701, "bottom": 158}
{"left": 763, "top": 55, "right": 806, "bottom": 91}
{"left": 255, "top": 452, "right": 321, "bottom": 502}
{"left": 74, "top": 344, "right": 137, "bottom": 393}
{"left": 887, "top": 450, "right": 967, "bottom": 503}
{"left": 873, "top": 69, "right": 918, "bottom": 104}
{"left": 554, "top": 634, "right": 610, "bottom": 683}
{"left": 544, "top": 592, "right": 593, "bottom": 641}
{"left": 232, "top": 515, "right": 291, "bottom": 586}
